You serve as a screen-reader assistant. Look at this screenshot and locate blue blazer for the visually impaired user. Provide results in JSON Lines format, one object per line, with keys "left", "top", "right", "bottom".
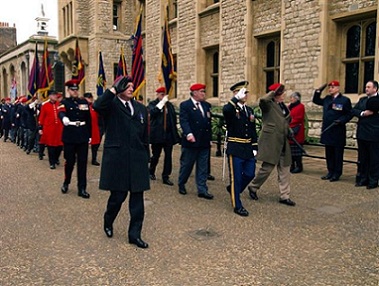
{"left": 179, "top": 98, "right": 212, "bottom": 148}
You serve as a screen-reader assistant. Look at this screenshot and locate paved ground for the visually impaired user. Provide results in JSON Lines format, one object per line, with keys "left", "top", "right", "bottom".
{"left": 0, "top": 140, "right": 378, "bottom": 285}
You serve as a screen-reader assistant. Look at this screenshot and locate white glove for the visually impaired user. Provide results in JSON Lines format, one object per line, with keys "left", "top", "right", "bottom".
{"left": 62, "top": 117, "right": 70, "bottom": 126}
{"left": 235, "top": 88, "right": 247, "bottom": 100}
{"left": 253, "top": 150, "right": 258, "bottom": 157}
{"left": 156, "top": 95, "right": 169, "bottom": 109}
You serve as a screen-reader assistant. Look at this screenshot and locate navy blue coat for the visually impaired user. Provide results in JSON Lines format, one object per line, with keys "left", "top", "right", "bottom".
{"left": 223, "top": 97, "right": 258, "bottom": 159}
{"left": 179, "top": 98, "right": 212, "bottom": 149}
{"left": 313, "top": 92, "right": 352, "bottom": 146}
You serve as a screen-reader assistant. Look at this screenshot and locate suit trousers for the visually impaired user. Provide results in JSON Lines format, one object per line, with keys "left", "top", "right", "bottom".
{"left": 149, "top": 143, "right": 173, "bottom": 179}
{"left": 63, "top": 142, "right": 88, "bottom": 189}
{"left": 324, "top": 145, "right": 344, "bottom": 178}
{"left": 250, "top": 155, "right": 291, "bottom": 200}
{"left": 104, "top": 191, "right": 145, "bottom": 240}
{"left": 228, "top": 155, "right": 256, "bottom": 209}
{"left": 178, "top": 147, "right": 209, "bottom": 194}
{"left": 357, "top": 139, "right": 379, "bottom": 186}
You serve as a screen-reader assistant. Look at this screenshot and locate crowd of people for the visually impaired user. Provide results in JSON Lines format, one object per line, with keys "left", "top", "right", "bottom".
{"left": 1, "top": 77, "right": 378, "bottom": 248}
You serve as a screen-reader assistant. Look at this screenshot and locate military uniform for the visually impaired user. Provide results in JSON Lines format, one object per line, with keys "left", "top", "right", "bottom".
{"left": 223, "top": 81, "right": 258, "bottom": 216}
{"left": 58, "top": 80, "right": 92, "bottom": 198}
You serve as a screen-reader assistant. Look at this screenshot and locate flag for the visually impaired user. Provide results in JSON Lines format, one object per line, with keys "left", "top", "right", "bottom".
{"left": 38, "top": 39, "right": 54, "bottom": 100}
{"left": 161, "top": 5, "right": 177, "bottom": 97}
{"left": 72, "top": 38, "right": 85, "bottom": 85}
{"left": 27, "top": 42, "right": 39, "bottom": 99}
{"left": 96, "top": 51, "right": 107, "bottom": 96}
{"left": 10, "top": 76, "right": 17, "bottom": 100}
{"left": 116, "top": 47, "right": 128, "bottom": 77}
{"left": 131, "top": 8, "right": 145, "bottom": 96}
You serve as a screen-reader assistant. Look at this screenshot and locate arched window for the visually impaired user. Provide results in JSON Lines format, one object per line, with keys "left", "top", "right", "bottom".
{"left": 343, "top": 20, "right": 376, "bottom": 93}
{"left": 263, "top": 39, "right": 280, "bottom": 92}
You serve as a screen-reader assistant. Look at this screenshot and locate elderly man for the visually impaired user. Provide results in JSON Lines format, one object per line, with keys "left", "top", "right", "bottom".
{"left": 312, "top": 80, "right": 352, "bottom": 182}
{"left": 148, "top": 87, "right": 180, "bottom": 186}
{"left": 248, "top": 83, "right": 296, "bottom": 206}
{"left": 93, "top": 76, "right": 150, "bottom": 248}
{"left": 178, "top": 83, "right": 213, "bottom": 199}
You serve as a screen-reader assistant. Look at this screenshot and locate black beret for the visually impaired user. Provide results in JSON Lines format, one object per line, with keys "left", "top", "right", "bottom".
{"left": 83, "top": 92, "right": 93, "bottom": 98}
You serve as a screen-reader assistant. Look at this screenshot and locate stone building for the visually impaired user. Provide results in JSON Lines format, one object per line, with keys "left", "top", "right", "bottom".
{"left": 0, "top": 8, "right": 58, "bottom": 100}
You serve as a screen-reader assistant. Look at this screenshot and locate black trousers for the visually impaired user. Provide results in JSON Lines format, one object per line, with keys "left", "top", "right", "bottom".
{"left": 325, "top": 145, "right": 344, "bottom": 178}
{"left": 47, "top": 145, "right": 62, "bottom": 165}
{"left": 357, "top": 139, "right": 379, "bottom": 186}
{"left": 104, "top": 191, "right": 145, "bottom": 240}
{"left": 63, "top": 142, "right": 88, "bottom": 189}
{"left": 149, "top": 143, "right": 173, "bottom": 180}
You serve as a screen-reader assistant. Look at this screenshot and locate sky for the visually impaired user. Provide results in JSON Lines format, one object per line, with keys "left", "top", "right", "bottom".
{"left": 0, "top": 0, "right": 58, "bottom": 44}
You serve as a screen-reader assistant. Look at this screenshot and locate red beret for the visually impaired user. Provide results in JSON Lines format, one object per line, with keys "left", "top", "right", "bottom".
{"left": 155, "top": 87, "right": 166, "bottom": 93}
{"left": 268, "top": 83, "right": 282, "bottom": 91}
{"left": 65, "top": 79, "right": 80, "bottom": 90}
{"left": 5, "top": 97, "right": 11, "bottom": 101}
{"left": 328, "top": 80, "right": 340, "bottom": 87}
{"left": 20, "top": 97, "right": 28, "bottom": 103}
{"left": 190, "top": 83, "right": 206, "bottom": 91}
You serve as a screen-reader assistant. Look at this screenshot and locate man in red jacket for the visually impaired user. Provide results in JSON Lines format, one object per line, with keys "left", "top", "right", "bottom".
{"left": 38, "top": 90, "right": 63, "bottom": 169}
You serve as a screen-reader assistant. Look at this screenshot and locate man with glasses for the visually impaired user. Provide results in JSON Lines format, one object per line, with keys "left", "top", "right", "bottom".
{"left": 178, "top": 83, "right": 214, "bottom": 200}
{"left": 312, "top": 80, "right": 352, "bottom": 182}
{"left": 58, "top": 79, "right": 92, "bottom": 198}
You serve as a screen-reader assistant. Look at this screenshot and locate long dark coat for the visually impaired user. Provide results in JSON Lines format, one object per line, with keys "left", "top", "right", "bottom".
{"left": 257, "top": 91, "right": 292, "bottom": 166}
{"left": 93, "top": 89, "right": 150, "bottom": 192}
{"left": 148, "top": 99, "right": 180, "bottom": 145}
{"left": 312, "top": 92, "right": 352, "bottom": 146}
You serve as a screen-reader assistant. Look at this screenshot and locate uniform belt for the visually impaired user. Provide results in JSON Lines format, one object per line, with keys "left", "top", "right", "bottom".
{"left": 68, "top": 121, "right": 86, "bottom": 127}
{"left": 227, "top": 137, "right": 252, "bottom": 144}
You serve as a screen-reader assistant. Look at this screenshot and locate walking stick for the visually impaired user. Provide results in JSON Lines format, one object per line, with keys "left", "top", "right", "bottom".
{"left": 222, "top": 131, "right": 228, "bottom": 181}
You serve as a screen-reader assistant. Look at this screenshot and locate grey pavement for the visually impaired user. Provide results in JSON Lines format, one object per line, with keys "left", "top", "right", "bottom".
{"left": 0, "top": 141, "right": 378, "bottom": 285}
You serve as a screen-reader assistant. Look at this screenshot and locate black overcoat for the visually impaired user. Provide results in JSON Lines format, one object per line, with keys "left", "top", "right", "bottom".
{"left": 93, "top": 89, "right": 150, "bottom": 192}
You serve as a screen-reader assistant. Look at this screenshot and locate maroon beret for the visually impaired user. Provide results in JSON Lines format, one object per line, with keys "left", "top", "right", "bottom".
{"left": 155, "top": 87, "right": 166, "bottom": 93}
{"left": 328, "top": 80, "right": 340, "bottom": 87}
{"left": 190, "top": 83, "right": 206, "bottom": 91}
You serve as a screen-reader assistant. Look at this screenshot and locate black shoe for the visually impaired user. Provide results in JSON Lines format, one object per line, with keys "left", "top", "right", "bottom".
{"left": 129, "top": 238, "right": 149, "bottom": 249}
{"left": 38, "top": 155, "right": 43, "bottom": 160}
{"left": 50, "top": 164, "right": 56, "bottom": 169}
{"left": 163, "top": 178, "right": 174, "bottom": 186}
{"left": 92, "top": 160, "right": 100, "bottom": 166}
{"left": 279, "top": 198, "right": 296, "bottom": 206}
{"left": 150, "top": 174, "right": 156, "bottom": 180}
{"left": 61, "top": 183, "right": 68, "bottom": 194}
{"left": 321, "top": 174, "right": 332, "bottom": 180}
{"left": 26, "top": 149, "right": 31, "bottom": 155}
{"left": 207, "top": 174, "right": 215, "bottom": 181}
{"left": 198, "top": 192, "right": 214, "bottom": 200}
{"left": 104, "top": 226, "right": 113, "bottom": 238}
{"left": 234, "top": 207, "right": 249, "bottom": 217}
{"left": 366, "top": 184, "right": 378, "bottom": 189}
{"left": 178, "top": 187, "right": 187, "bottom": 195}
{"left": 55, "top": 159, "right": 60, "bottom": 165}
{"left": 248, "top": 186, "right": 258, "bottom": 200}
{"left": 290, "top": 167, "right": 302, "bottom": 174}
{"left": 226, "top": 185, "right": 231, "bottom": 193}
{"left": 355, "top": 181, "right": 367, "bottom": 187}
{"left": 329, "top": 177, "right": 339, "bottom": 182}
{"left": 78, "top": 189, "right": 90, "bottom": 199}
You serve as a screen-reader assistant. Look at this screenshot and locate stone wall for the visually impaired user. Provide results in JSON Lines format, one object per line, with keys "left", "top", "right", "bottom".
{"left": 0, "top": 22, "right": 17, "bottom": 55}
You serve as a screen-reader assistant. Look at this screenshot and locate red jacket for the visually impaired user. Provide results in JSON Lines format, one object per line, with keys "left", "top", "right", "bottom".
{"left": 288, "top": 101, "right": 305, "bottom": 144}
{"left": 90, "top": 104, "right": 101, "bottom": 145}
{"left": 39, "top": 100, "right": 63, "bottom": 146}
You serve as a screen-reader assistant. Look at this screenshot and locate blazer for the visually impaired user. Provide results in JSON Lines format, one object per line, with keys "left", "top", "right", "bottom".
{"left": 257, "top": 91, "right": 292, "bottom": 166}
{"left": 351, "top": 95, "right": 379, "bottom": 142}
{"left": 313, "top": 92, "right": 352, "bottom": 146}
{"left": 93, "top": 89, "right": 150, "bottom": 192}
{"left": 179, "top": 98, "right": 212, "bottom": 149}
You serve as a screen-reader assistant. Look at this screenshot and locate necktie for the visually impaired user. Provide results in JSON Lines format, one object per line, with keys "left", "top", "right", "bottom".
{"left": 196, "top": 102, "right": 204, "bottom": 117}
{"left": 125, "top": 102, "right": 133, "bottom": 115}
{"left": 243, "top": 105, "right": 247, "bottom": 117}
